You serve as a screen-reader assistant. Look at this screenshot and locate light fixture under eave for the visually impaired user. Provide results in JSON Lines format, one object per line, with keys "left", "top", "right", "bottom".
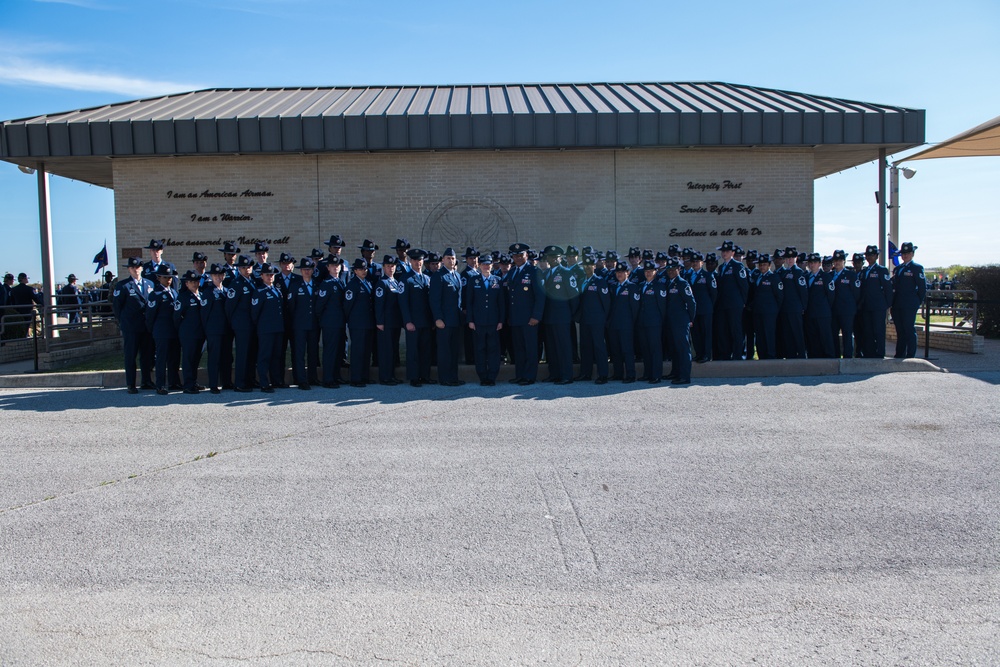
{"left": 901, "top": 167, "right": 916, "bottom": 179}
{"left": 18, "top": 165, "right": 36, "bottom": 175}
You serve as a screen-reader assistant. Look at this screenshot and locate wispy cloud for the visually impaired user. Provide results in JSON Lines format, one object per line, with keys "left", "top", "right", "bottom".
{"left": 32, "top": 0, "right": 114, "bottom": 9}
{"left": 0, "top": 57, "right": 200, "bottom": 97}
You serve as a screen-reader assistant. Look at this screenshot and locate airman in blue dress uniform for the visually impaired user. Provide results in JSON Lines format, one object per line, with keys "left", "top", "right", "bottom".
{"left": 344, "top": 258, "right": 375, "bottom": 387}
{"left": 224, "top": 255, "right": 257, "bottom": 392}
{"left": 200, "top": 264, "right": 229, "bottom": 394}
{"left": 636, "top": 260, "right": 667, "bottom": 383}
{"left": 287, "top": 257, "right": 320, "bottom": 389}
{"left": 858, "top": 245, "right": 894, "bottom": 358}
{"left": 505, "top": 243, "right": 545, "bottom": 386}
{"left": 112, "top": 257, "right": 155, "bottom": 393}
{"left": 315, "top": 255, "right": 347, "bottom": 388}
{"left": 145, "top": 264, "right": 181, "bottom": 394}
{"left": 749, "top": 254, "right": 783, "bottom": 359}
{"left": 374, "top": 255, "right": 405, "bottom": 385}
{"left": 173, "top": 270, "right": 206, "bottom": 394}
{"left": 430, "top": 247, "right": 465, "bottom": 386}
{"left": 607, "top": 262, "right": 639, "bottom": 383}
{"left": 776, "top": 247, "right": 809, "bottom": 359}
{"left": 829, "top": 249, "right": 861, "bottom": 358}
{"left": 541, "top": 245, "right": 579, "bottom": 385}
{"left": 803, "top": 252, "right": 836, "bottom": 358}
{"left": 664, "top": 258, "right": 696, "bottom": 384}
{"left": 399, "top": 249, "right": 434, "bottom": 387}
{"left": 252, "top": 263, "right": 285, "bottom": 392}
{"left": 460, "top": 247, "right": 480, "bottom": 365}
{"left": 687, "top": 251, "right": 717, "bottom": 363}
{"left": 891, "top": 242, "right": 926, "bottom": 358}
{"left": 466, "top": 254, "right": 506, "bottom": 385}
{"left": 575, "top": 254, "right": 610, "bottom": 384}
{"left": 714, "top": 240, "right": 749, "bottom": 361}
{"left": 141, "top": 239, "right": 178, "bottom": 289}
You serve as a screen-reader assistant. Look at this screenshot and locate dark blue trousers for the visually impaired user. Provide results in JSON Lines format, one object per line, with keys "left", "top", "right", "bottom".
{"left": 638, "top": 324, "right": 663, "bottom": 380}
{"left": 473, "top": 326, "right": 501, "bottom": 382}
{"left": 257, "top": 331, "right": 284, "bottom": 388}
{"left": 892, "top": 307, "right": 919, "bottom": 358}
{"left": 321, "top": 325, "right": 345, "bottom": 385}
{"left": 579, "top": 321, "right": 608, "bottom": 379}
{"left": 667, "top": 323, "right": 692, "bottom": 381}
{"left": 544, "top": 322, "right": 573, "bottom": 382}
{"left": 608, "top": 327, "right": 636, "bottom": 380}
{"left": 436, "top": 325, "right": 461, "bottom": 382}
{"left": 511, "top": 324, "right": 539, "bottom": 381}
{"left": 404, "top": 326, "right": 432, "bottom": 381}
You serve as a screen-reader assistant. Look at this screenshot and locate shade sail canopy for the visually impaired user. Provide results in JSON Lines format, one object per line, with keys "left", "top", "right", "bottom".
{"left": 901, "top": 114, "right": 1000, "bottom": 162}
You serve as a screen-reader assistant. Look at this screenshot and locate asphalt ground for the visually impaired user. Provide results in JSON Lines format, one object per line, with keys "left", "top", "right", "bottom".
{"left": 1, "top": 368, "right": 998, "bottom": 665}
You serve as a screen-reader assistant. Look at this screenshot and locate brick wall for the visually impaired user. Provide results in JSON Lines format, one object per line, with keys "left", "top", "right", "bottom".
{"left": 114, "top": 148, "right": 813, "bottom": 263}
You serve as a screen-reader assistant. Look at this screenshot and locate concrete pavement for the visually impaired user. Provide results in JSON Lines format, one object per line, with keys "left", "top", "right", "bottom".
{"left": 1, "top": 367, "right": 998, "bottom": 664}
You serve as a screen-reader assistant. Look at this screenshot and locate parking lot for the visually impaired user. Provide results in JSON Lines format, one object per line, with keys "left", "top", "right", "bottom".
{"left": 1, "top": 368, "right": 998, "bottom": 665}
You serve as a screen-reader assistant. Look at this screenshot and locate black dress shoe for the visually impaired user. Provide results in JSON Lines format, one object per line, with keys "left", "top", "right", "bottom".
{"left": 554, "top": 379, "right": 573, "bottom": 385}
{"left": 594, "top": 377, "right": 607, "bottom": 385}
{"left": 169, "top": 384, "right": 183, "bottom": 391}
{"left": 648, "top": 379, "right": 661, "bottom": 385}
{"left": 350, "top": 382, "right": 366, "bottom": 388}
{"left": 517, "top": 379, "right": 535, "bottom": 386}
{"left": 509, "top": 378, "right": 523, "bottom": 384}
{"left": 609, "top": 376, "right": 622, "bottom": 381}
{"left": 663, "top": 374, "right": 677, "bottom": 380}
{"left": 234, "top": 387, "right": 252, "bottom": 393}
{"left": 299, "top": 384, "right": 311, "bottom": 390}
{"left": 422, "top": 378, "right": 438, "bottom": 385}
{"left": 573, "top": 375, "right": 590, "bottom": 382}
{"left": 409, "top": 380, "right": 422, "bottom": 387}
{"left": 484, "top": 380, "right": 496, "bottom": 386}
{"left": 442, "top": 380, "right": 466, "bottom": 387}
{"left": 622, "top": 378, "right": 635, "bottom": 384}
{"left": 479, "top": 380, "right": 490, "bottom": 386}
{"left": 183, "top": 388, "right": 200, "bottom": 394}
{"left": 210, "top": 387, "right": 221, "bottom": 395}
{"left": 127, "top": 386, "right": 138, "bottom": 394}
{"left": 221, "top": 384, "right": 235, "bottom": 390}
{"left": 541, "top": 376, "right": 555, "bottom": 382}
{"left": 694, "top": 358, "right": 710, "bottom": 364}
{"left": 379, "top": 381, "right": 396, "bottom": 386}
{"left": 671, "top": 378, "right": 691, "bottom": 385}
{"left": 140, "top": 383, "right": 155, "bottom": 390}
{"left": 322, "top": 382, "right": 340, "bottom": 389}
{"left": 156, "top": 388, "right": 169, "bottom": 395}
{"left": 195, "top": 384, "right": 206, "bottom": 391}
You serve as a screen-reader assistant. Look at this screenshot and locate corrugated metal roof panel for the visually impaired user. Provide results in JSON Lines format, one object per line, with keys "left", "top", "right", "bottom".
{"left": 0, "top": 82, "right": 924, "bottom": 169}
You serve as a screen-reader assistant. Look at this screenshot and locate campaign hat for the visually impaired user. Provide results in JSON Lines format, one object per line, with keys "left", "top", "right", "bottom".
{"left": 192, "top": 252, "right": 208, "bottom": 262}
{"left": 235, "top": 255, "right": 254, "bottom": 268}
{"left": 297, "top": 257, "right": 316, "bottom": 270}
{"left": 393, "top": 238, "right": 411, "bottom": 250}
{"left": 325, "top": 234, "right": 346, "bottom": 248}
{"left": 146, "top": 239, "right": 165, "bottom": 250}
{"left": 180, "top": 270, "right": 201, "bottom": 282}
{"left": 351, "top": 258, "right": 368, "bottom": 271}
{"left": 218, "top": 241, "right": 240, "bottom": 254}
{"left": 358, "top": 239, "right": 379, "bottom": 251}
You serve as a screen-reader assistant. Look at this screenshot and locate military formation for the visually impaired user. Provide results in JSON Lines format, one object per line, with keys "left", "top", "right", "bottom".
{"left": 109, "top": 236, "right": 926, "bottom": 395}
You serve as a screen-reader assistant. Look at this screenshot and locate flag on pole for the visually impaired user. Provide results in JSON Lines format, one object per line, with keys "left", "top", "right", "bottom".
{"left": 93, "top": 243, "right": 109, "bottom": 274}
{"left": 887, "top": 240, "right": 901, "bottom": 267}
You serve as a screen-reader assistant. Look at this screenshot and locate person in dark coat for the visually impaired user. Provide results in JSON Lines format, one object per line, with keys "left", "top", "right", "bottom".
{"left": 273, "top": 252, "right": 299, "bottom": 388}
{"left": 173, "top": 270, "right": 206, "bottom": 394}
{"left": 343, "top": 258, "right": 375, "bottom": 387}
{"left": 459, "top": 247, "right": 480, "bottom": 365}
{"left": 144, "top": 264, "right": 181, "bottom": 394}
{"left": 430, "top": 247, "right": 465, "bottom": 386}
{"left": 374, "top": 255, "right": 405, "bottom": 385}
{"left": 399, "top": 249, "right": 434, "bottom": 387}
{"left": 466, "top": 254, "right": 506, "bottom": 385}
{"left": 664, "top": 259, "right": 697, "bottom": 384}
{"left": 252, "top": 263, "right": 285, "bottom": 392}
{"left": 316, "top": 256, "right": 347, "bottom": 388}
{"left": 575, "top": 254, "right": 610, "bottom": 384}
{"left": 829, "top": 249, "right": 861, "bottom": 358}
{"left": 749, "top": 255, "right": 784, "bottom": 360}
{"left": 200, "top": 264, "right": 229, "bottom": 394}
{"left": 287, "top": 257, "right": 319, "bottom": 389}
{"left": 505, "top": 243, "right": 545, "bottom": 386}
{"left": 858, "top": 245, "right": 894, "bottom": 358}
{"left": 57, "top": 274, "right": 83, "bottom": 324}
{"left": 891, "top": 242, "right": 927, "bottom": 359}
{"left": 607, "top": 262, "right": 639, "bottom": 383}
{"left": 112, "top": 258, "right": 155, "bottom": 392}
{"left": 224, "top": 255, "right": 257, "bottom": 392}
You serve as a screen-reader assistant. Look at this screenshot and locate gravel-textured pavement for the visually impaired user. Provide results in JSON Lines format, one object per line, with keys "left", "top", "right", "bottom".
{"left": 1, "top": 369, "right": 998, "bottom": 665}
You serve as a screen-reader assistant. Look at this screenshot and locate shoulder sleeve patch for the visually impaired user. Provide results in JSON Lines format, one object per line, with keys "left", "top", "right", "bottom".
{"left": 798, "top": 276, "right": 807, "bottom": 287}
{"left": 173, "top": 300, "right": 181, "bottom": 311}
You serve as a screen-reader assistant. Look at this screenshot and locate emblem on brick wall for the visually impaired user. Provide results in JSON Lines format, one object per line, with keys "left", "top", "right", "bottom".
{"left": 421, "top": 197, "right": 517, "bottom": 252}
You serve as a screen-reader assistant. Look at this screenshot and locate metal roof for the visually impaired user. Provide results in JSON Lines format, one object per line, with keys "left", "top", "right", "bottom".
{"left": 0, "top": 82, "right": 925, "bottom": 187}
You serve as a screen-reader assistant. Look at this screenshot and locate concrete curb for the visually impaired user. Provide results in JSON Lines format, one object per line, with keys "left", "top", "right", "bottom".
{"left": 0, "top": 357, "right": 944, "bottom": 389}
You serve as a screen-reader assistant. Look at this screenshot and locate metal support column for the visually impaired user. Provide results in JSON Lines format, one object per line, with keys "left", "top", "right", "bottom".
{"left": 37, "top": 164, "right": 57, "bottom": 338}
{"left": 878, "top": 149, "right": 887, "bottom": 266}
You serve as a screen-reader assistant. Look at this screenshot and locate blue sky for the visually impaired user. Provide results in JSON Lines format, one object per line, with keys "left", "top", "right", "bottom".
{"left": 2, "top": 0, "right": 999, "bottom": 281}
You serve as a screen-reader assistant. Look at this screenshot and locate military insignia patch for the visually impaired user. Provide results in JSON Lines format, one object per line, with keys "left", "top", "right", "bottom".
{"left": 778, "top": 281, "right": 784, "bottom": 290}
{"left": 569, "top": 276, "right": 577, "bottom": 289}
{"left": 345, "top": 290, "right": 353, "bottom": 301}
{"left": 319, "top": 290, "right": 327, "bottom": 298}
{"left": 601, "top": 287, "right": 608, "bottom": 294}
{"left": 147, "top": 298, "right": 156, "bottom": 308}
{"left": 173, "top": 300, "right": 181, "bottom": 311}
{"left": 113, "top": 289, "right": 120, "bottom": 297}
{"left": 685, "top": 285, "right": 693, "bottom": 296}
{"left": 376, "top": 287, "right": 384, "bottom": 298}
{"left": 251, "top": 298, "right": 258, "bottom": 306}
{"left": 798, "top": 276, "right": 807, "bottom": 287}
{"left": 660, "top": 290, "right": 668, "bottom": 297}
{"left": 739, "top": 269, "right": 747, "bottom": 279}
{"left": 634, "top": 292, "right": 641, "bottom": 301}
